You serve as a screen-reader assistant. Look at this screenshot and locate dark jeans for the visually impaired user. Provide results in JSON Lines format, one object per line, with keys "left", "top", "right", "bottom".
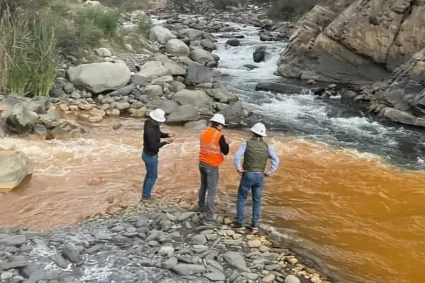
{"left": 142, "top": 152, "right": 158, "bottom": 198}
{"left": 198, "top": 163, "right": 219, "bottom": 221}
{"left": 236, "top": 172, "right": 265, "bottom": 227}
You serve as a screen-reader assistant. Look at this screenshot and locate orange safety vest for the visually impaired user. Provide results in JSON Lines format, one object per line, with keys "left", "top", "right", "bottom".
{"left": 199, "top": 127, "right": 224, "bottom": 167}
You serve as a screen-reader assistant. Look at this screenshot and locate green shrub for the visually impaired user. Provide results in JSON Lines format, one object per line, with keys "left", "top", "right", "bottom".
{"left": 79, "top": 8, "right": 121, "bottom": 37}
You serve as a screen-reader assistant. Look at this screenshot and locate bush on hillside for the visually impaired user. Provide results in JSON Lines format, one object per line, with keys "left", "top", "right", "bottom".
{"left": 102, "top": 0, "right": 150, "bottom": 11}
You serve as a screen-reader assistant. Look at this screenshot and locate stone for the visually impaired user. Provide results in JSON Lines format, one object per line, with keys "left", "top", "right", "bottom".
{"left": 170, "top": 81, "right": 186, "bottom": 92}
{"left": 38, "top": 110, "right": 61, "bottom": 128}
{"left": 116, "top": 102, "right": 131, "bottom": 110}
{"left": 162, "top": 257, "right": 178, "bottom": 269}
{"left": 0, "top": 152, "right": 33, "bottom": 192}
{"left": 2, "top": 102, "right": 39, "bottom": 134}
{"left": 255, "top": 82, "right": 303, "bottom": 94}
{"left": 144, "top": 85, "right": 163, "bottom": 97}
{"left": 241, "top": 272, "right": 259, "bottom": 280}
{"left": 253, "top": 46, "right": 267, "bottom": 63}
{"left": 204, "top": 271, "right": 226, "bottom": 281}
{"left": 206, "top": 89, "right": 238, "bottom": 104}
{"left": 201, "top": 39, "right": 217, "bottom": 51}
{"left": 159, "top": 246, "right": 174, "bottom": 256}
{"left": 248, "top": 239, "right": 262, "bottom": 248}
{"left": 172, "top": 264, "right": 206, "bottom": 275}
{"left": 153, "top": 75, "right": 174, "bottom": 85}
{"left": 149, "top": 26, "right": 173, "bottom": 44}
{"left": 1, "top": 272, "right": 13, "bottom": 280}
{"left": 172, "top": 89, "right": 213, "bottom": 111}
{"left": 285, "top": 275, "right": 301, "bottom": 283}
{"left": 50, "top": 254, "right": 69, "bottom": 269}
{"left": 287, "top": 257, "right": 298, "bottom": 265}
{"left": 163, "top": 62, "right": 186, "bottom": 76}
{"left": 263, "top": 274, "right": 276, "bottom": 283}
{"left": 95, "top": 48, "right": 111, "bottom": 57}
{"left": 223, "top": 251, "right": 250, "bottom": 272}
{"left": 185, "top": 63, "right": 214, "bottom": 85}
{"left": 88, "top": 116, "right": 103, "bottom": 123}
{"left": 133, "top": 61, "right": 171, "bottom": 81}
{"left": 67, "top": 62, "right": 131, "bottom": 94}
{"left": 191, "top": 235, "right": 207, "bottom": 245}
{"left": 111, "top": 109, "right": 120, "bottom": 116}
{"left": 218, "top": 102, "right": 247, "bottom": 126}
{"left": 166, "top": 39, "right": 190, "bottom": 56}
{"left": 62, "top": 244, "right": 83, "bottom": 264}
{"left": 226, "top": 39, "right": 240, "bottom": 46}
{"left": 149, "top": 99, "right": 179, "bottom": 114}
{"left": 0, "top": 261, "right": 28, "bottom": 270}
{"left": 167, "top": 105, "right": 200, "bottom": 124}
{"left": 63, "top": 82, "right": 75, "bottom": 94}
{"left": 108, "top": 84, "right": 135, "bottom": 97}
{"left": 179, "top": 28, "right": 204, "bottom": 41}
{"left": 177, "top": 212, "right": 195, "bottom": 221}
{"left": 189, "top": 49, "right": 216, "bottom": 65}
{"left": 310, "top": 276, "right": 322, "bottom": 283}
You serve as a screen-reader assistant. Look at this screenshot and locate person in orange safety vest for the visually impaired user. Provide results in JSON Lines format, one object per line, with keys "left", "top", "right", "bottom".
{"left": 195, "top": 113, "right": 230, "bottom": 226}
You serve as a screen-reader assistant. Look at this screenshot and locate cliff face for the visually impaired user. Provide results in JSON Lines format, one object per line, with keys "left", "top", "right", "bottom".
{"left": 365, "top": 48, "right": 425, "bottom": 127}
{"left": 276, "top": 0, "right": 425, "bottom": 85}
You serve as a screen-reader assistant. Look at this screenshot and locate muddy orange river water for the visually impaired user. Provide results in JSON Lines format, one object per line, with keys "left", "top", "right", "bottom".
{"left": 1, "top": 118, "right": 424, "bottom": 283}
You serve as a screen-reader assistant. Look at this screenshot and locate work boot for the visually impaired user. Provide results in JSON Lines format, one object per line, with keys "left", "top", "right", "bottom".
{"left": 202, "top": 219, "right": 216, "bottom": 227}
{"left": 190, "top": 206, "right": 205, "bottom": 213}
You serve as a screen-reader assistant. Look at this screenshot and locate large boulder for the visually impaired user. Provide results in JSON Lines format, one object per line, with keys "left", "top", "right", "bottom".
{"left": 167, "top": 105, "right": 200, "bottom": 124}
{"left": 201, "top": 39, "right": 217, "bottom": 51}
{"left": 131, "top": 61, "right": 172, "bottom": 83}
{"left": 255, "top": 82, "right": 304, "bottom": 94}
{"left": 0, "top": 151, "right": 33, "bottom": 192}
{"left": 149, "top": 99, "right": 179, "bottom": 114}
{"left": 172, "top": 89, "right": 213, "bottom": 113}
{"left": 276, "top": 1, "right": 425, "bottom": 84}
{"left": 163, "top": 61, "right": 187, "bottom": 76}
{"left": 179, "top": 28, "right": 205, "bottom": 41}
{"left": 67, "top": 62, "right": 131, "bottom": 93}
{"left": 226, "top": 39, "right": 240, "bottom": 47}
{"left": 185, "top": 63, "right": 213, "bottom": 85}
{"left": 2, "top": 102, "right": 39, "bottom": 134}
{"left": 189, "top": 49, "right": 216, "bottom": 65}
{"left": 166, "top": 39, "right": 190, "bottom": 56}
{"left": 218, "top": 102, "right": 248, "bottom": 126}
{"left": 253, "top": 46, "right": 267, "bottom": 63}
{"left": 149, "top": 26, "right": 173, "bottom": 44}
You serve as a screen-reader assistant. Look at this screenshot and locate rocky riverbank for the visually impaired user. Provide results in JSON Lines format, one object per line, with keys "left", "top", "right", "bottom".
{"left": 0, "top": 200, "right": 329, "bottom": 283}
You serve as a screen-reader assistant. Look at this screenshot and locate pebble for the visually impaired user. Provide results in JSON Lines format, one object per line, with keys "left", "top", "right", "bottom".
{"left": 285, "top": 275, "right": 301, "bottom": 283}
{"left": 263, "top": 274, "right": 276, "bottom": 283}
{"left": 191, "top": 234, "right": 207, "bottom": 245}
{"left": 1, "top": 272, "right": 13, "bottom": 280}
{"left": 288, "top": 257, "right": 298, "bottom": 265}
{"left": 204, "top": 271, "right": 226, "bottom": 281}
{"left": 162, "top": 257, "right": 178, "bottom": 269}
{"left": 248, "top": 239, "right": 262, "bottom": 248}
{"left": 159, "top": 246, "right": 174, "bottom": 256}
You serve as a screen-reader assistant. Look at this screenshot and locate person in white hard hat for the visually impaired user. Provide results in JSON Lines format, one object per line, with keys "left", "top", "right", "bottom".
{"left": 195, "top": 113, "right": 231, "bottom": 226}
{"left": 232, "top": 122, "right": 280, "bottom": 232}
{"left": 141, "top": 108, "right": 174, "bottom": 201}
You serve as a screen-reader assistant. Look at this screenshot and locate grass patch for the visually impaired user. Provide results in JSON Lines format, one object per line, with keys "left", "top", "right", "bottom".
{"left": 0, "top": 8, "right": 59, "bottom": 96}
{"left": 138, "top": 19, "right": 152, "bottom": 37}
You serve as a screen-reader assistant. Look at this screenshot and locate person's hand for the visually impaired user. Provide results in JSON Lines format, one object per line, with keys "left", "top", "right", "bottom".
{"left": 166, "top": 138, "right": 174, "bottom": 144}
{"left": 237, "top": 170, "right": 245, "bottom": 176}
{"left": 168, "top": 132, "right": 175, "bottom": 137}
{"left": 225, "top": 136, "right": 232, "bottom": 144}
{"left": 264, "top": 172, "right": 271, "bottom": 177}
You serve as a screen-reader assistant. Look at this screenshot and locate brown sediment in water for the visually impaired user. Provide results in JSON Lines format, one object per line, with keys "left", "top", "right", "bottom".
{"left": 1, "top": 118, "right": 425, "bottom": 283}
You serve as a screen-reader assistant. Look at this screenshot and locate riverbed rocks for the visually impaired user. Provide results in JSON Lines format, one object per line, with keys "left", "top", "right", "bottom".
{"left": 149, "top": 25, "right": 174, "bottom": 44}
{"left": 0, "top": 202, "right": 329, "bottom": 283}
{"left": 253, "top": 46, "right": 267, "bottom": 63}
{"left": 0, "top": 151, "right": 33, "bottom": 192}
{"left": 165, "top": 39, "right": 190, "bottom": 56}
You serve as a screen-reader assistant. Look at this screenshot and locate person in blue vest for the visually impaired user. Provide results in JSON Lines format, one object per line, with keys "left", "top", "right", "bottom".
{"left": 232, "top": 122, "right": 280, "bottom": 232}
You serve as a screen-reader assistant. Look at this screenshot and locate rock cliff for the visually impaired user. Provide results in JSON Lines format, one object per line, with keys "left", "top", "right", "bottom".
{"left": 276, "top": 0, "right": 425, "bottom": 85}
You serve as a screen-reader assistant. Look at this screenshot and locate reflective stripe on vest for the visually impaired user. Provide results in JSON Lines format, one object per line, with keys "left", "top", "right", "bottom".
{"left": 199, "top": 127, "right": 224, "bottom": 167}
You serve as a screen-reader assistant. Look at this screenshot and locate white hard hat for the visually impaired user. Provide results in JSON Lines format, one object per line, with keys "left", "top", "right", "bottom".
{"left": 210, "top": 113, "right": 226, "bottom": 125}
{"left": 250, "top": 122, "right": 267, "bottom": 137}
{"left": 149, "top": 108, "right": 166, "bottom": 123}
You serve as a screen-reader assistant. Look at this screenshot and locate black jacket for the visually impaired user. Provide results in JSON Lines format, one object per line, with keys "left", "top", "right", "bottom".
{"left": 143, "top": 119, "right": 170, "bottom": 156}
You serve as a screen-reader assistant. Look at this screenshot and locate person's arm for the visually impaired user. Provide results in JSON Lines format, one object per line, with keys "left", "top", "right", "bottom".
{"left": 160, "top": 131, "right": 170, "bottom": 138}
{"left": 146, "top": 128, "right": 167, "bottom": 151}
{"left": 266, "top": 146, "right": 280, "bottom": 176}
{"left": 219, "top": 135, "right": 230, "bottom": 155}
{"left": 234, "top": 142, "right": 247, "bottom": 173}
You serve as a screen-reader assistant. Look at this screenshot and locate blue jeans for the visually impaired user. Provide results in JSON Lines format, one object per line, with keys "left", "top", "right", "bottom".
{"left": 236, "top": 172, "right": 265, "bottom": 227}
{"left": 142, "top": 152, "right": 158, "bottom": 198}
